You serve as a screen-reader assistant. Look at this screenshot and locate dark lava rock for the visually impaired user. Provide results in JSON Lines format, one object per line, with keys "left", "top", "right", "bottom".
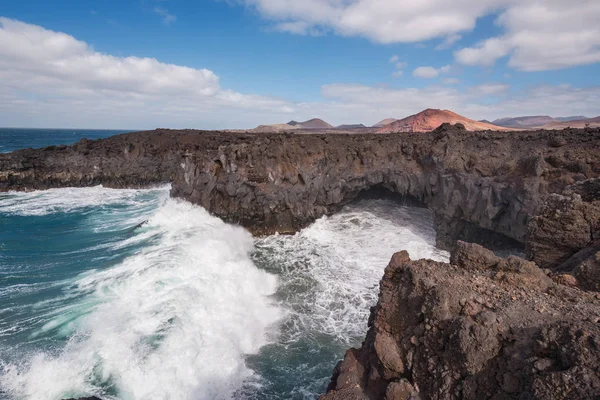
{"left": 2, "top": 126, "right": 600, "bottom": 253}
{"left": 527, "top": 178, "right": 600, "bottom": 269}
{"left": 321, "top": 243, "right": 600, "bottom": 400}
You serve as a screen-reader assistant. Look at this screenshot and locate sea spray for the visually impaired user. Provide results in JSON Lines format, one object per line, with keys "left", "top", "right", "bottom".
{"left": 0, "top": 188, "right": 448, "bottom": 400}
{"left": 242, "top": 199, "right": 449, "bottom": 398}
{"left": 0, "top": 189, "right": 281, "bottom": 400}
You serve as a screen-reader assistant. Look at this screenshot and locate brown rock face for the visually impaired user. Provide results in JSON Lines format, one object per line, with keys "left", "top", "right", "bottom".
{"left": 527, "top": 178, "right": 600, "bottom": 269}
{"left": 2, "top": 125, "right": 600, "bottom": 254}
{"left": 171, "top": 125, "right": 600, "bottom": 249}
{"left": 321, "top": 243, "right": 600, "bottom": 400}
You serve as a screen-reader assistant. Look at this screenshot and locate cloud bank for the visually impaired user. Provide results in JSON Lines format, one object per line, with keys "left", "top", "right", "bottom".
{"left": 0, "top": 17, "right": 598, "bottom": 129}
{"left": 240, "top": 0, "right": 600, "bottom": 71}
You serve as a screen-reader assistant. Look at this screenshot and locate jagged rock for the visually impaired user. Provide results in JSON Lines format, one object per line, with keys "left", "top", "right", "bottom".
{"left": 527, "top": 178, "right": 600, "bottom": 269}
{"left": 573, "top": 250, "right": 600, "bottom": 291}
{"left": 2, "top": 127, "right": 600, "bottom": 252}
{"left": 321, "top": 244, "right": 600, "bottom": 400}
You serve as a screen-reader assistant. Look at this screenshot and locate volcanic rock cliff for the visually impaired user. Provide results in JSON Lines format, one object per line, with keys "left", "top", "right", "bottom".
{"left": 322, "top": 177, "right": 600, "bottom": 399}
{"left": 2, "top": 125, "right": 600, "bottom": 256}
{"left": 171, "top": 124, "right": 600, "bottom": 253}
{"left": 321, "top": 242, "right": 600, "bottom": 400}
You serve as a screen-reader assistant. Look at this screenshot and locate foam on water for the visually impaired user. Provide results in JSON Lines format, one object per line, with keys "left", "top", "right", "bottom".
{"left": 244, "top": 199, "right": 449, "bottom": 398}
{"left": 1, "top": 186, "right": 449, "bottom": 400}
{"left": 0, "top": 186, "right": 168, "bottom": 217}
{"left": 0, "top": 194, "right": 281, "bottom": 400}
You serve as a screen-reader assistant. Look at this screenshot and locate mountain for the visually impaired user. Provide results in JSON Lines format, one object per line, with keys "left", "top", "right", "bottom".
{"left": 541, "top": 116, "right": 600, "bottom": 129}
{"left": 250, "top": 123, "right": 299, "bottom": 133}
{"left": 555, "top": 116, "right": 588, "bottom": 122}
{"left": 287, "top": 118, "right": 333, "bottom": 129}
{"left": 479, "top": 119, "right": 493, "bottom": 124}
{"left": 492, "top": 116, "right": 556, "bottom": 129}
{"left": 251, "top": 118, "right": 333, "bottom": 132}
{"left": 336, "top": 124, "right": 366, "bottom": 129}
{"left": 376, "top": 109, "right": 512, "bottom": 133}
{"left": 373, "top": 118, "right": 397, "bottom": 128}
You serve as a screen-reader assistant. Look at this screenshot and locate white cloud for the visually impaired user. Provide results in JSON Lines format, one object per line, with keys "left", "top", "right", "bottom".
{"left": 317, "top": 83, "right": 600, "bottom": 123}
{"left": 239, "top": 0, "right": 600, "bottom": 72}
{"left": 412, "top": 65, "right": 451, "bottom": 78}
{"left": 435, "top": 33, "right": 461, "bottom": 50}
{"left": 388, "top": 56, "right": 407, "bottom": 78}
{"left": 240, "top": 0, "right": 507, "bottom": 44}
{"left": 455, "top": 0, "right": 600, "bottom": 71}
{"left": 469, "top": 83, "right": 509, "bottom": 96}
{"left": 0, "top": 17, "right": 294, "bottom": 129}
{"left": 152, "top": 7, "right": 177, "bottom": 25}
{"left": 442, "top": 78, "right": 460, "bottom": 85}
{"left": 0, "top": 17, "right": 598, "bottom": 129}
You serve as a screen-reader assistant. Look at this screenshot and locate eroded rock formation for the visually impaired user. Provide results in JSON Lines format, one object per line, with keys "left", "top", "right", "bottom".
{"left": 321, "top": 243, "right": 600, "bottom": 400}
{"left": 527, "top": 178, "right": 600, "bottom": 269}
{"left": 172, "top": 124, "right": 600, "bottom": 250}
{"left": 2, "top": 125, "right": 600, "bottom": 252}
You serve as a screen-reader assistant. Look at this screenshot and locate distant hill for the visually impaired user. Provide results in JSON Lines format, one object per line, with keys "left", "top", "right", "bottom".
{"left": 541, "top": 116, "right": 600, "bottom": 129}
{"left": 287, "top": 118, "right": 333, "bottom": 129}
{"left": 491, "top": 115, "right": 590, "bottom": 129}
{"left": 376, "top": 109, "right": 512, "bottom": 133}
{"left": 373, "top": 118, "right": 398, "bottom": 128}
{"left": 555, "top": 116, "right": 588, "bottom": 122}
{"left": 250, "top": 123, "right": 300, "bottom": 133}
{"left": 336, "top": 124, "right": 366, "bottom": 129}
{"left": 252, "top": 118, "right": 333, "bottom": 132}
{"left": 492, "top": 116, "right": 555, "bottom": 129}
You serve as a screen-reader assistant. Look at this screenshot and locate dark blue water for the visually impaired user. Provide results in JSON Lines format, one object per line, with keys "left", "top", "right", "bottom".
{"left": 0, "top": 128, "right": 132, "bottom": 153}
{"left": 0, "top": 130, "right": 449, "bottom": 400}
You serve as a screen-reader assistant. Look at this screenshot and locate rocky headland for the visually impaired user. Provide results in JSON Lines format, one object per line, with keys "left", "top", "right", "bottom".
{"left": 2, "top": 124, "right": 600, "bottom": 399}
{"left": 321, "top": 241, "right": 600, "bottom": 400}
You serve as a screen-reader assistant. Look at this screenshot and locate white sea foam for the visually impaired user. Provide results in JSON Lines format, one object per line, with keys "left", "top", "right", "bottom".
{"left": 0, "top": 199, "right": 281, "bottom": 400}
{"left": 255, "top": 199, "right": 449, "bottom": 344}
{"left": 0, "top": 186, "right": 169, "bottom": 217}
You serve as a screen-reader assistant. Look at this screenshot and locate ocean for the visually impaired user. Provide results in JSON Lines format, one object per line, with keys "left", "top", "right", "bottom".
{"left": 0, "top": 129, "right": 449, "bottom": 400}
{"left": 0, "top": 128, "right": 133, "bottom": 154}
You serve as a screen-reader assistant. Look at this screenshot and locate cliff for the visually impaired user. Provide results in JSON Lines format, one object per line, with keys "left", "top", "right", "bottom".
{"left": 2, "top": 125, "right": 600, "bottom": 254}
{"left": 171, "top": 124, "right": 600, "bottom": 251}
{"left": 321, "top": 242, "right": 600, "bottom": 400}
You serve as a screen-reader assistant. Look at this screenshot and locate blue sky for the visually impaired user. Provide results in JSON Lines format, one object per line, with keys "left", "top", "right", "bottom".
{"left": 0, "top": 0, "right": 599, "bottom": 129}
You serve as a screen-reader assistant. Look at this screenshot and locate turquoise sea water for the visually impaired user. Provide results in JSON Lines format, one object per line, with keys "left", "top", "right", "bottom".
{"left": 0, "top": 128, "right": 132, "bottom": 153}
{"left": 0, "top": 130, "right": 449, "bottom": 399}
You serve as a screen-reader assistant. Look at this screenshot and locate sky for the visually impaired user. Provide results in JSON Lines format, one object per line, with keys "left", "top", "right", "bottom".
{"left": 0, "top": 0, "right": 599, "bottom": 129}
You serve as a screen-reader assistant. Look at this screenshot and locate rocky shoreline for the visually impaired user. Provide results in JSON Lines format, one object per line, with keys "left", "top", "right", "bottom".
{"left": 321, "top": 176, "right": 600, "bottom": 399}
{"left": 321, "top": 241, "right": 600, "bottom": 399}
{"left": 3, "top": 125, "right": 599, "bottom": 250}
{"left": 2, "top": 124, "right": 600, "bottom": 399}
